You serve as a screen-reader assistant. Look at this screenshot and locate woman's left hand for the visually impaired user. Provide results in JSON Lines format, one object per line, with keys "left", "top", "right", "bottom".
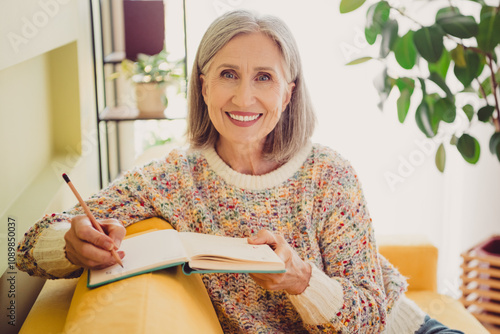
{"left": 248, "top": 230, "right": 312, "bottom": 295}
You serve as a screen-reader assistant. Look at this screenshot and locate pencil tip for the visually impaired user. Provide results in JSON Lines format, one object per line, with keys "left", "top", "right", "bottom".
{"left": 62, "top": 173, "right": 70, "bottom": 183}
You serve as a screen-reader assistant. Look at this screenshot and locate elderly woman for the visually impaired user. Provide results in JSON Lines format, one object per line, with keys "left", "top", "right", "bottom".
{"left": 17, "top": 10, "right": 462, "bottom": 334}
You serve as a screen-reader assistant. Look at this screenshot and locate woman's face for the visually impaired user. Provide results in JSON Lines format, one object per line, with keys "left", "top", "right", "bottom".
{"left": 200, "top": 32, "right": 295, "bottom": 149}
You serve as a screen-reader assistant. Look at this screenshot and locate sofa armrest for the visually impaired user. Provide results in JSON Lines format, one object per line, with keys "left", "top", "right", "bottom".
{"left": 20, "top": 217, "right": 223, "bottom": 334}
{"left": 378, "top": 235, "right": 438, "bottom": 292}
{"left": 64, "top": 265, "right": 223, "bottom": 333}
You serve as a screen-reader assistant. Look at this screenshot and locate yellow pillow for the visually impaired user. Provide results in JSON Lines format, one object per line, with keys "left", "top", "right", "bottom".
{"left": 63, "top": 218, "right": 223, "bottom": 333}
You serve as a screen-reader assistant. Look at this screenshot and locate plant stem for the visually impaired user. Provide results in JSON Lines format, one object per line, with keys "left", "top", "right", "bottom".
{"left": 448, "top": 0, "right": 459, "bottom": 13}
{"left": 476, "top": 78, "right": 487, "bottom": 100}
{"left": 487, "top": 55, "right": 500, "bottom": 132}
{"left": 477, "top": 78, "right": 488, "bottom": 100}
{"left": 391, "top": 7, "right": 424, "bottom": 28}
{"left": 463, "top": 46, "right": 489, "bottom": 57}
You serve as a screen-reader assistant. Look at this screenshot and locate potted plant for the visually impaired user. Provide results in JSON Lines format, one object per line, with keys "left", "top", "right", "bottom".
{"left": 339, "top": 0, "right": 500, "bottom": 172}
{"left": 112, "top": 49, "right": 185, "bottom": 114}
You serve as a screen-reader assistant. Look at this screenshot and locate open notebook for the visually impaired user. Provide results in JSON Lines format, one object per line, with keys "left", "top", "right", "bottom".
{"left": 88, "top": 229, "right": 286, "bottom": 288}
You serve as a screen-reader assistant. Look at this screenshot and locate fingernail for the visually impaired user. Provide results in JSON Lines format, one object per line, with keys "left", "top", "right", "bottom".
{"left": 105, "top": 242, "right": 114, "bottom": 251}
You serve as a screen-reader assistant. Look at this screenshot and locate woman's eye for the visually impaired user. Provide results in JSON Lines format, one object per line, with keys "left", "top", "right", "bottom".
{"left": 222, "top": 71, "right": 235, "bottom": 79}
{"left": 257, "top": 74, "right": 271, "bottom": 81}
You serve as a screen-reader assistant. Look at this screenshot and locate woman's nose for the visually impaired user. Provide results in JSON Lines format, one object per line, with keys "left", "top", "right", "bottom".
{"left": 232, "top": 80, "right": 255, "bottom": 108}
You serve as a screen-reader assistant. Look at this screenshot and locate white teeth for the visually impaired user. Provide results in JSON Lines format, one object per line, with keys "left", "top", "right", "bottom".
{"left": 228, "top": 113, "right": 260, "bottom": 122}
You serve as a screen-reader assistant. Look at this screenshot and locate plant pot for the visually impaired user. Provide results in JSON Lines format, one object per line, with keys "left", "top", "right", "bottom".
{"left": 135, "top": 82, "right": 167, "bottom": 115}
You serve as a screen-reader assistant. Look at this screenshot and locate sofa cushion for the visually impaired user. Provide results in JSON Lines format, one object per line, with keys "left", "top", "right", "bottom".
{"left": 407, "top": 290, "right": 489, "bottom": 334}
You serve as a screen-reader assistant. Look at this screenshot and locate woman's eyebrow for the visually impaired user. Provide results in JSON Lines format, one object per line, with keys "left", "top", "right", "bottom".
{"left": 215, "top": 63, "right": 277, "bottom": 73}
{"left": 254, "top": 66, "right": 277, "bottom": 73}
{"left": 216, "top": 63, "right": 239, "bottom": 71}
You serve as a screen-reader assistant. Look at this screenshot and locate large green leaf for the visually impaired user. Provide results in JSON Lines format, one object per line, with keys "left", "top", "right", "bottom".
{"left": 477, "top": 105, "right": 495, "bottom": 122}
{"left": 429, "top": 72, "right": 453, "bottom": 100}
{"left": 489, "top": 132, "right": 500, "bottom": 155}
{"left": 396, "top": 77, "right": 415, "bottom": 93}
{"left": 340, "top": 0, "right": 366, "bottom": 13}
{"left": 479, "top": 69, "right": 500, "bottom": 97}
{"left": 426, "top": 93, "right": 442, "bottom": 134}
{"left": 462, "top": 104, "right": 474, "bottom": 121}
{"left": 413, "top": 26, "right": 444, "bottom": 63}
{"left": 380, "top": 19, "right": 399, "bottom": 58}
{"left": 397, "top": 89, "right": 411, "bottom": 123}
{"left": 477, "top": 7, "right": 500, "bottom": 53}
{"left": 434, "top": 97, "right": 456, "bottom": 123}
{"left": 428, "top": 50, "right": 451, "bottom": 79}
{"left": 450, "top": 45, "right": 466, "bottom": 67}
{"left": 453, "top": 50, "right": 480, "bottom": 87}
{"left": 365, "top": 1, "right": 390, "bottom": 45}
{"left": 415, "top": 100, "right": 436, "bottom": 138}
{"left": 457, "top": 133, "right": 480, "bottom": 164}
{"left": 436, "top": 8, "right": 478, "bottom": 39}
{"left": 435, "top": 143, "right": 446, "bottom": 172}
{"left": 393, "top": 31, "right": 417, "bottom": 69}
{"left": 395, "top": 78, "right": 415, "bottom": 124}
{"left": 480, "top": 6, "right": 496, "bottom": 21}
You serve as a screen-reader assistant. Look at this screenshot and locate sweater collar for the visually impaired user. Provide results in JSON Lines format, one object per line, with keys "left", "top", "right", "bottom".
{"left": 201, "top": 142, "right": 312, "bottom": 190}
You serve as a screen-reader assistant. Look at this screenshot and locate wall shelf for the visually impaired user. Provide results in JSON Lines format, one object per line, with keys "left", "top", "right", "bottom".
{"left": 99, "top": 105, "right": 185, "bottom": 121}
{"left": 90, "top": 0, "right": 187, "bottom": 187}
{"left": 103, "top": 51, "right": 125, "bottom": 64}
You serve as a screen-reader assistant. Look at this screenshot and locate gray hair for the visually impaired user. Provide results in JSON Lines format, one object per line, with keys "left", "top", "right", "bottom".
{"left": 187, "top": 10, "right": 316, "bottom": 163}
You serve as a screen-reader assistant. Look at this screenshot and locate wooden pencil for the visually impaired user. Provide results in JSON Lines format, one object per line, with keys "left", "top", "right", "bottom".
{"left": 62, "top": 173, "right": 124, "bottom": 267}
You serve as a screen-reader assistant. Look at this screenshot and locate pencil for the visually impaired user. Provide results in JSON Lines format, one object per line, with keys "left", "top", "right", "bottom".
{"left": 62, "top": 173, "right": 124, "bottom": 268}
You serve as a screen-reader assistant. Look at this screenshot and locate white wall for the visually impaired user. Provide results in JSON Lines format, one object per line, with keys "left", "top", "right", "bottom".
{"left": 0, "top": 1, "right": 100, "bottom": 332}
{"left": 0, "top": 0, "right": 100, "bottom": 271}
{"left": 185, "top": 0, "right": 500, "bottom": 295}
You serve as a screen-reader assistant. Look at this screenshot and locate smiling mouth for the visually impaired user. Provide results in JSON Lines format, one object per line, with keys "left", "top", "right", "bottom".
{"left": 227, "top": 112, "right": 262, "bottom": 122}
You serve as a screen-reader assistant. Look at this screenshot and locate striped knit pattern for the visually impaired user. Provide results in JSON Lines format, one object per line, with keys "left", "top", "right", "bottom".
{"left": 17, "top": 143, "right": 408, "bottom": 333}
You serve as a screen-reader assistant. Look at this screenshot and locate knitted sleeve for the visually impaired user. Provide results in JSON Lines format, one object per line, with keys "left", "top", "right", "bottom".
{"left": 289, "top": 153, "right": 394, "bottom": 333}
{"left": 16, "top": 153, "right": 184, "bottom": 278}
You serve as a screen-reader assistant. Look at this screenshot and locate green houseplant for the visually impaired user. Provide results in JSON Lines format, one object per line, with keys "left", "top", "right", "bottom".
{"left": 111, "top": 49, "right": 185, "bottom": 114}
{"left": 340, "top": 0, "right": 500, "bottom": 172}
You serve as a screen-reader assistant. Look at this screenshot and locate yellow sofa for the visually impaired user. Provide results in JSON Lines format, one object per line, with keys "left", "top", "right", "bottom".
{"left": 19, "top": 218, "right": 487, "bottom": 333}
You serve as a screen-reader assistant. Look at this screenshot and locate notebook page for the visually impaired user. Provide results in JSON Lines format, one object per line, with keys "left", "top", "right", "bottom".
{"left": 89, "top": 229, "right": 188, "bottom": 285}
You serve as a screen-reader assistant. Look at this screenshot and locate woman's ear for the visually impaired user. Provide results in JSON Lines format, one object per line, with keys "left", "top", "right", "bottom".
{"left": 282, "top": 82, "right": 295, "bottom": 111}
{"left": 200, "top": 74, "right": 207, "bottom": 102}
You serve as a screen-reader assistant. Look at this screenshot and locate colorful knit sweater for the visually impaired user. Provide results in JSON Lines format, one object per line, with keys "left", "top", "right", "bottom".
{"left": 17, "top": 143, "right": 425, "bottom": 333}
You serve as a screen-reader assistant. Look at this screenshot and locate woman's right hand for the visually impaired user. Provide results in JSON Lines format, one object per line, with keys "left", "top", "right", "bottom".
{"left": 64, "top": 215, "right": 126, "bottom": 270}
